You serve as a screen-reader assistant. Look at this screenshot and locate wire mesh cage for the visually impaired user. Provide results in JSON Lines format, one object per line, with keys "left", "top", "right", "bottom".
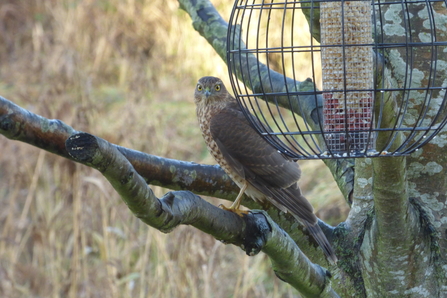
{"left": 227, "top": 0, "right": 447, "bottom": 159}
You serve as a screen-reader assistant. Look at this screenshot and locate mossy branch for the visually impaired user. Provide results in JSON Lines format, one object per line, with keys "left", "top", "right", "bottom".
{"left": 0, "top": 96, "right": 236, "bottom": 200}
{"left": 65, "top": 132, "right": 339, "bottom": 297}
{"left": 370, "top": 68, "right": 420, "bottom": 274}
{"left": 0, "top": 95, "right": 340, "bottom": 296}
{"left": 0, "top": 94, "right": 342, "bottom": 296}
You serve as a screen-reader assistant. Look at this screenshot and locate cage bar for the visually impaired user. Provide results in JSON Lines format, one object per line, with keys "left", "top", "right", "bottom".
{"left": 227, "top": 0, "right": 447, "bottom": 159}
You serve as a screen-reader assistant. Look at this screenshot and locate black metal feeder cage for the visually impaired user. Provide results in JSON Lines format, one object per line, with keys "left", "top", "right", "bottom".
{"left": 227, "top": 0, "right": 447, "bottom": 159}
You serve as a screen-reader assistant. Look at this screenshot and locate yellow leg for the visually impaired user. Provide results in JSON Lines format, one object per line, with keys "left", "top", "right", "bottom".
{"left": 220, "top": 182, "right": 249, "bottom": 217}
{"left": 229, "top": 182, "right": 247, "bottom": 209}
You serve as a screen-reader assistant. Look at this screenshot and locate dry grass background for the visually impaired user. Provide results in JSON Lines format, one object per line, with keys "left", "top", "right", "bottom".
{"left": 0, "top": 1, "right": 347, "bottom": 297}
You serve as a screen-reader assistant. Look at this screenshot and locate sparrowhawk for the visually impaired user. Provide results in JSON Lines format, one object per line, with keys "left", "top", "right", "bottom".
{"left": 194, "top": 76, "right": 337, "bottom": 264}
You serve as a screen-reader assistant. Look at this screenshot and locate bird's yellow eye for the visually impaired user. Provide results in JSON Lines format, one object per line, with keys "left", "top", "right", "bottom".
{"left": 197, "top": 84, "right": 203, "bottom": 91}
{"left": 215, "top": 84, "right": 221, "bottom": 91}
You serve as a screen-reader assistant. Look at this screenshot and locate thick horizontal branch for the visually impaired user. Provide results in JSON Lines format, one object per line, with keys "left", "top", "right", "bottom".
{"left": 0, "top": 95, "right": 338, "bottom": 263}
{"left": 0, "top": 96, "right": 237, "bottom": 200}
{"left": 65, "top": 132, "right": 245, "bottom": 236}
{"left": 65, "top": 132, "right": 339, "bottom": 297}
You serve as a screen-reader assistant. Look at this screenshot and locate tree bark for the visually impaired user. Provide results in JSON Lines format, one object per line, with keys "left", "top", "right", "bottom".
{"left": 66, "top": 132, "right": 339, "bottom": 297}
{"left": 0, "top": 94, "right": 340, "bottom": 296}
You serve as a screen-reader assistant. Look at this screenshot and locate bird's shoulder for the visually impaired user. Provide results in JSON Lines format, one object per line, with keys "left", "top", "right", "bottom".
{"left": 209, "top": 101, "right": 301, "bottom": 189}
{"left": 209, "top": 101, "right": 251, "bottom": 132}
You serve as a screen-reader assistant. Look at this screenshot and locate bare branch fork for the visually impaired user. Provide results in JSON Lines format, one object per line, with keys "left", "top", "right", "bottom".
{"left": 0, "top": 96, "right": 339, "bottom": 296}
{"left": 65, "top": 132, "right": 338, "bottom": 297}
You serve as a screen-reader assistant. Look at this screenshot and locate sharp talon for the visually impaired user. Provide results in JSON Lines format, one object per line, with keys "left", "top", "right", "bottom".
{"left": 219, "top": 204, "right": 249, "bottom": 217}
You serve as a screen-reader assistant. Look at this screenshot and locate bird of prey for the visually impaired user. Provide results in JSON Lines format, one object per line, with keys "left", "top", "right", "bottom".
{"left": 194, "top": 76, "right": 337, "bottom": 264}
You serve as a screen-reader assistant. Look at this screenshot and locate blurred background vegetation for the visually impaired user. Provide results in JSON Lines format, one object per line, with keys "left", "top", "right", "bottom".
{"left": 0, "top": 0, "right": 347, "bottom": 297}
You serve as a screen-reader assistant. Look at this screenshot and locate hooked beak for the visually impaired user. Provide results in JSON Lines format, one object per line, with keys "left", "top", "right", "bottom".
{"left": 204, "top": 89, "right": 211, "bottom": 98}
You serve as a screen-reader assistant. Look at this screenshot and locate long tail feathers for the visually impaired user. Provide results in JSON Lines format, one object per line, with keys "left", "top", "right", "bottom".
{"left": 246, "top": 175, "right": 338, "bottom": 264}
{"left": 303, "top": 220, "right": 338, "bottom": 265}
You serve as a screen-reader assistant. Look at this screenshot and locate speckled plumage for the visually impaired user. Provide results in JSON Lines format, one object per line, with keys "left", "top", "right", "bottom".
{"left": 194, "top": 76, "right": 337, "bottom": 264}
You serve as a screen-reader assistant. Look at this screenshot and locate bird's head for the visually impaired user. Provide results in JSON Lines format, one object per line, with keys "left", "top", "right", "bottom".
{"left": 194, "top": 76, "right": 232, "bottom": 107}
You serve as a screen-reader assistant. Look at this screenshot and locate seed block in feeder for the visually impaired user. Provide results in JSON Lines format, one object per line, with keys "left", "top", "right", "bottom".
{"left": 320, "top": 0, "right": 375, "bottom": 153}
